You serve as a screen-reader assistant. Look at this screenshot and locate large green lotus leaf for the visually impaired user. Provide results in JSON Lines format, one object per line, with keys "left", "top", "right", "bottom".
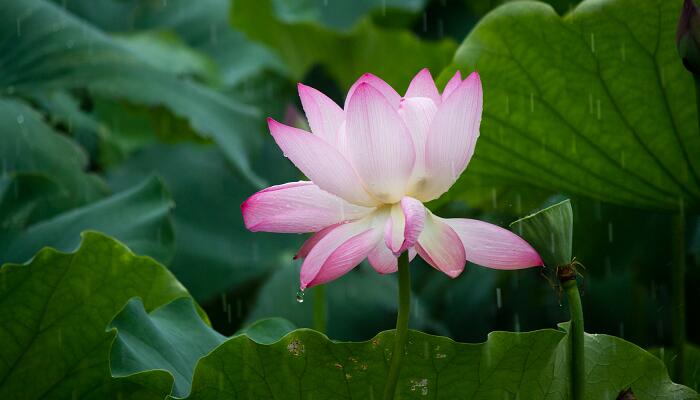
{"left": 110, "top": 298, "right": 297, "bottom": 397}
{"left": 0, "top": 176, "right": 175, "bottom": 265}
{"left": 441, "top": 0, "right": 700, "bottom": 211}
{"left": 0, "top": 98, "right": 106, "bottom": 214}
{"left": 108, "top": 143, "right": 301, "bottom": 301}
{"left": 231, "top": 0, "right": 456, "bottom": 90}
{"left": 113, "top": 31, "right": 218, "bottom": 82}
{"left": 263, "top": 0, "right": 425, "bottom": 31}
{"left": 92, "top": 98, "right": 214, "bottom": 168}
{"left": 650, "top": 343, "right": 700, "bottom": 392}
{"left": 235, "top": 318, "right": 297, "bottom": 345}
{"left": 109, "top": 297, "right": 225, "bottom": 397}
{"left": 0, "top": 232, "right": 195, "bottom": 399}
{"left": 30, "top": 91, "right": 108, "bottom": 163}
{"left": 0, "top": 174, "right": 63, "bottom": 231}
{"left": 180, "top": 328, "right": 696, "bottom": 399}
{"left": 0, "top": 0, "right": 264, "bottom": 186}
{"left": 246, "top": 263, "right": 446, "bottom": 341}
{"left": 58, "top": 0, "right": 287, "bottom": 88}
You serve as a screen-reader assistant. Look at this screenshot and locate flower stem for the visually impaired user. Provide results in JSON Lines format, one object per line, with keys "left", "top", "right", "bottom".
{"left": 671, "top": 210, "right": 686, "bottom": 383}
{"left": 313, "top": 285, "right": 326, "bottom": 334}
{"left": 383, "top": 252, "right": 410, "bottom": 400}
{"left": 561, "top": 269, "right": 585, "bottom": 400}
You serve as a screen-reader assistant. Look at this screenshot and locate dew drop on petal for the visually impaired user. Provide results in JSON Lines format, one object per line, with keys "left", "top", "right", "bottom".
{"left": 295, "top": 288, "right": 305, "bottom": 303}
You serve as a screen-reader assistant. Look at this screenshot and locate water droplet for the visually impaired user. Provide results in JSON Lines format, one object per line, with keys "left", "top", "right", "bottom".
{"left": 296, "top": 289, "right": 305, "bottom": 303}
{"left": 16, "top": 114, "right": 24, "bottom": 124}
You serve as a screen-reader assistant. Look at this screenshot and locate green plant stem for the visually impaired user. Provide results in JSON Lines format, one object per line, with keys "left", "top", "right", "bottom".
{"left": 383, "top": 252, "right": 410, "bottom": 400}
{"left": 563, "top": 278, "right": 585, "bottom": 400}
{"left": 694, "top": 76, "right": 700, "bottom": 132}
{"left": 313, "top": 285, "right": 326, "bottom": 334}
{"left": 671, "top": 211, "right": 686, "bottom": 383}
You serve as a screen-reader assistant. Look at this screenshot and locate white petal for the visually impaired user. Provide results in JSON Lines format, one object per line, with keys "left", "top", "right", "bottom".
{"left": 416, "top": 212, "right": 466, "bottom": 277}
{"left": 300, "top": 218, "right": 380, "bottom": 289}
{"left": 298, "top": 83, "right": 344, "bottom": 146}
{"left": 242, "top": 181, "right": 372, "bottom": 233}
{"left": 345, "top": 73, "right": 402, "bottom": 109}
{"left": 421, "top": 72, "right": 483, "bottom": 201}
{"left": 268, "top": 118, "right": 379, "bottom": 206}
{"left": 441, "top": 70, "right": 462, "bottom": 101}
{"left": 345, "top": 83, "right": 415, "bottom": 203}
{"left": 443, "top": 218, "right": 543, "bottom": 269}
{"left": 398, "top": 97, "right": 437, "bottom": 196}
{"left": 405, "top": 68, "right": 440, "bottom": 104}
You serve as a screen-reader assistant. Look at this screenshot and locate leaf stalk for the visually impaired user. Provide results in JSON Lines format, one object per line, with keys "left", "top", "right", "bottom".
{"left": 561, "top": 267, "right": 585, "bottom": 400}
{"left": 383, "top": 252, "right": 411, "bottom": 400}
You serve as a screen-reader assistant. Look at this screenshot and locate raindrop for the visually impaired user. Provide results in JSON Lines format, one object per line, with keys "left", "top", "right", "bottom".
{"left": 620, "top": 42, "right": 626, "bottom": 61}
{"left": 296, "top": 288, "right": 305, "bottom": 303}
{"left": 496, "top": 288, "right": 502, "bottom": 309}
{"left": 16, "top": 114, "right": 24, "bottom": 124}
{"left": 513, "top": 313, "right": 521, "bottom": 332}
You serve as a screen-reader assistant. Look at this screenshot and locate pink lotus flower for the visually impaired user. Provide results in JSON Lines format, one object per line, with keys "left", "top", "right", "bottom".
{"left": 242, "top": 69, "right": 542, "bottom": 290}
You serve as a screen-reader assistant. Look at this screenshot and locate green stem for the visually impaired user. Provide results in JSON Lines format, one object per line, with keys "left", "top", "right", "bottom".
{"left": 313, "top": 285, "right": 326, "bottom": 334}
{"left": 671, "top": 211, "right": 686, "bottom": 383}
{"left": 383, "top": 252, "right": 411, "bottom": 400}
{"left": 694, "top": 76, "right": 700, "bottom": 131}
{"left": 563, "top": 278, "right": 585, "bottom": 400}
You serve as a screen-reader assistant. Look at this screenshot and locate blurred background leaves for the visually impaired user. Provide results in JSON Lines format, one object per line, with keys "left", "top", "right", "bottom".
{"left": 0, "top": 0, "right": 698, "bottom": 393}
